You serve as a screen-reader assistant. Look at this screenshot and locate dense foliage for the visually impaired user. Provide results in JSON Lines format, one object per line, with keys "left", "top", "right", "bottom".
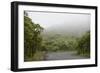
{"left": 42, "top": 35, "right": 77, "bottom": 52}
{"left": 42, "top": 32, "right": 90, "bottom": 57}
{"left": 24, "top": 12, "right": 90, "bottom": 61}
{"left": 24, "top": 15, "right": 43, "bottom": 61}
{"left": 76, "top": 31, "right": 90, "bottom": 57}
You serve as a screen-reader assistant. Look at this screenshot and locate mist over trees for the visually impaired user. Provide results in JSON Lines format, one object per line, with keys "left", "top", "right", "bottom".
{"left": 24, "top": 11, "right": 90, "bottom": 61}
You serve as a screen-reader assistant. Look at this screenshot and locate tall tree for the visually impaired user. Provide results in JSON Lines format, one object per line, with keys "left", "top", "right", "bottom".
{"left": 24, "top": 11, "right": 44, "bottom": 61}
{"left": 76, "top": 31, "right": 90, "bottom": 57}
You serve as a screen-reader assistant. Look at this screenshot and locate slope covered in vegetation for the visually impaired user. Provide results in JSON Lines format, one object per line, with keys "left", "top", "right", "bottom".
{"left": 24, "top": 12, "right": 90, "bottom": 61}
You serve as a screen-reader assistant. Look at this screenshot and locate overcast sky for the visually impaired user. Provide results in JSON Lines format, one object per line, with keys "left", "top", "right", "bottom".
{"left": 26, "top": 11, "right": 90, "bottom": 36}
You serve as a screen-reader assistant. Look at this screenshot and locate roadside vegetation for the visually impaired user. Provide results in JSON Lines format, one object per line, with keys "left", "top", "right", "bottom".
{"left": 24, "top": 11, "right": 90, "bottom": 62}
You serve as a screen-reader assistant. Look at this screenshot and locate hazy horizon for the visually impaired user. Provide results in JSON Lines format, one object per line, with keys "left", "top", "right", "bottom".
{"left": 26, "top": 11, "right": 90, "bottom": 36}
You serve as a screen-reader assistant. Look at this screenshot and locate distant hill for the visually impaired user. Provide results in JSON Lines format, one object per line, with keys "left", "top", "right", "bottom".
{"left": 42, "top": 23, "right": 90, "bottom": 37}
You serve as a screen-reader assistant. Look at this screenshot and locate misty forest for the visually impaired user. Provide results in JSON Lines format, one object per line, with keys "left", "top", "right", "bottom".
{"left": 24, "top": 11, "right": 90, "bottom": 62}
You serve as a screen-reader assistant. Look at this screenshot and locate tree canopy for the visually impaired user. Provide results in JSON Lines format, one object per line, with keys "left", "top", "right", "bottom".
{"left": 24, "top": 13, "right": 44, "bottom": 61}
